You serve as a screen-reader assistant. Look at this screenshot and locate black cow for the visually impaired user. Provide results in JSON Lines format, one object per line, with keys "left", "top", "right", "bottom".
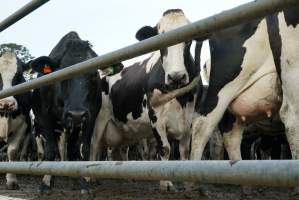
{"left": 91, "top": 9, "right": 200, "bottom": 191}
{"left": 0, "top": 52, "right": 31, "bottom": 189}
{"left": 29, "top": 32, "right": 102, "bottom": 194}
{"left": 190, "top": 8, "right": 299, "bottom": 164}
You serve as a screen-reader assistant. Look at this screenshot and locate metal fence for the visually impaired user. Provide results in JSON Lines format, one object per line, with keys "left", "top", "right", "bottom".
{"left": 0, "top": 0, "right": 49, "bottom": 32}
{"left": 0, "top": 0, "right": 298, "bottom": 99}
{"left": 1, "top": 160, "right": 299, "bottom": 187}
{"left": 0, "top": 0, "right": 299, "bottom": 187}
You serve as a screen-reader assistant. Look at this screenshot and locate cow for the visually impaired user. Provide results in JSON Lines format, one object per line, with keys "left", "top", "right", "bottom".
{"left": 0, "top": 52, "right": 31, "bottom": 190}
{"left": 90, "top": 9, "right": 201, "bottom": 191}
{"left": 190, "top": 15, "right": 282, "bottom": 163}
{"left": 29, "top": 31, "right": 102, "bottom": 194}
{"left": 190, "top": 7, "right": 299, "bottom": 176}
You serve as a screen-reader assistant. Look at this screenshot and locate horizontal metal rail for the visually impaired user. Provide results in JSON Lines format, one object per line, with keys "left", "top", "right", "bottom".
{"left": 0, "top": 0, "right": 298, "bottom": 99}
{"left": 0, "top": 160, "right": 299, "bottom": 187}
{"left": 0, "top": 0, "right": 50, "bottom": 32}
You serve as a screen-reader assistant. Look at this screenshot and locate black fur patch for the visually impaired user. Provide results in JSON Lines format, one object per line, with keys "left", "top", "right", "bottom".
{"left": 283, "top": 6, "right": 299, "bottom": 28}
{"left": 267, "top": 14, "right": 282, "bottom": 81}
{"left": 218, "top": 111, "right": 236, "bottom": 134}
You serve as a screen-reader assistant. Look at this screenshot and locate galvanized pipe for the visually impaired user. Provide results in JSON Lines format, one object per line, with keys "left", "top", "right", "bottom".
{"left": 0, "top": 0, "right": 298, "bottom": 99}
{"left": 0, "top": 160, "right": 298, "bottom": 187}
{"left": 0, "top": 0, "right": 50, "bottom": 32}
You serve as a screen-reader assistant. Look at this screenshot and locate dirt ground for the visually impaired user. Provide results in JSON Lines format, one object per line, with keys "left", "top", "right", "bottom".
{"left": 0, "top": 175, "right": 298, "bottom": 200}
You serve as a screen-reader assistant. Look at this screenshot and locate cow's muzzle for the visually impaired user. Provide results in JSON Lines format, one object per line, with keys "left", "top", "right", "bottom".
{"left": 0, "top": 98, "right": 18, "bottom": 111}
{"left": 66, "top": 110, "right": 88, "bottom": 128}
{"left": 166, "top": 71, "right": 188, "bottom": 89}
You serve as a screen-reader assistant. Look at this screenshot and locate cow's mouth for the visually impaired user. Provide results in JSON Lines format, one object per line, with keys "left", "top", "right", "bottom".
{"left": 164, "top": 82, "right": 188, "bottom": 91}
{"left": 0, "top": 108, "right": 21, "bottom": 118}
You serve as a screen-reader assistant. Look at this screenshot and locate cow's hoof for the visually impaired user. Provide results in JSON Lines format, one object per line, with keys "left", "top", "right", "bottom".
{"left": 79, "top": 178, "right": 92, "bottom": 195}
{"left": 160, "top": 181, "right": 177, "bottom": 192}
{"left": 81, "top": 188, "right": 92, "bottom": 195}
{"left": 291, "top": 187, "right": 299, "bottom": 196}
{"left": 6, "top": 182, "right": 20, "bottom": 190}
{"left": 39, "top": 183, "right": 51, "bottom": 195}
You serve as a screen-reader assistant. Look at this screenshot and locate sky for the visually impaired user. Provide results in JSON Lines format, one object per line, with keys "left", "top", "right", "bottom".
{"left": 0, "top": 0, "right": 252, "bottom": 66}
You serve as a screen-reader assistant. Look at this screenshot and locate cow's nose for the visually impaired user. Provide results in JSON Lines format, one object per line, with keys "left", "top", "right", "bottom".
{"left": 167, "top": 72, "right": 187, "bottom": 86}
{"left": 67, "top": 110, "right": 87, "bottom": 125}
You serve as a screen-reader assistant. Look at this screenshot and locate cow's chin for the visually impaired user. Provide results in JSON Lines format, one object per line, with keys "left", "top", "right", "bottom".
{"left": 165, "top": 82, "right": 187, "bottom": 91}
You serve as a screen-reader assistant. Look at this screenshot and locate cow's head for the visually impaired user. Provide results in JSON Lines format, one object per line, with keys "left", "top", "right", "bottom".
{"left": 30, "top": 51, "right": 101, "bottom": 133}
{"left": 0, "top": 52, "right": 23, "bottom": 112}
{"left": 57, "top": 39, "right": 101, "bottom": 132}
{"left": 136, "top": 9, "right": 194, "bottom": 88}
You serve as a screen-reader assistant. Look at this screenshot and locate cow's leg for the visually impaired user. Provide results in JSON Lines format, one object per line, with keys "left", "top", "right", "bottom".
{"left": 58, "top": 130, "right": 67, "bottom": 161}
{"left": 152, "top": 126, "right": 175, "bottom": 192}
{"left": 90, "top": 100, "right": 111, "bottom": 161}
{"left": 222, "top": 119, "right": 244, "bottom": 161}
{"left": 191, "top": 114, "right": 222, "bottom": 161}
{"left": 35, "top": 135, "right": 45, "bottom": 161}
{"left": 179, "top": 133, "right": 191, "bottom": 161}
{"left": 111, "top": 146, "right": 128, "bottom": 161}
{"left": 280, "top": 99, "right": 299, "bottom": 159}
{"left": 209, "top": 129, "right": 224, "bottom": 160}
{"left": 139, "top": 138, "right": 149, "bottom": 160}
{"left": 19, "top": 131, "right": 31, "bottom": 161}
{"left": 40, "top": 133, "right": 57, "bottom": 194}
{"left": 6, "top": 121, "right": 27, "bottom": 190}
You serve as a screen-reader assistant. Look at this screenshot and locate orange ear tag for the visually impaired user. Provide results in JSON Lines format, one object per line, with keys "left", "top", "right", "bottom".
{"left": 43, "top": 65, "right": 52, "bottom": 74}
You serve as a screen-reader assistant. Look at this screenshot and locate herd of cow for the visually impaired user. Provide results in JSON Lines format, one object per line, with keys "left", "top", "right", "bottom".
{"left": 0, "top": 7, "right": 298, "bottom": 195}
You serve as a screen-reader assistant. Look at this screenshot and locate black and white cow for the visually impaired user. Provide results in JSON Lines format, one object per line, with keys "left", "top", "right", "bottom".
{"left": 29, "top": 32, "right": 102, "bottom": 194}
{"left": 191, "top": 7, "right": 299, "bottom": 164}
{"left": 191, "top": 17, "right": 281, "bottom": 161}
{"left": 0, "top": 52, "right": 31, "bottom": 189}
{"left": 91, "top": 9, "right": 200, "bottom": 191}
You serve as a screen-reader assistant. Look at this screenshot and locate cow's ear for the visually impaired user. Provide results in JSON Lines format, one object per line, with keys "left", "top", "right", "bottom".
{"left": 29, "top": 56, "right": 59, "bottom": 74}
{"left": 101, "top": 63, "right": 124, "bottom": 77}
{"left": 111, "top": 62, "right": 124, "bottom": 74}
{"left": 135, "top": 26, "right": 158, "bottom": 41}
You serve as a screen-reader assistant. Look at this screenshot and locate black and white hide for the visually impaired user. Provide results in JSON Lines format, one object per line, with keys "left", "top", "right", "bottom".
{"left": 90, "top": 9, "right": 200, "bottom": 191}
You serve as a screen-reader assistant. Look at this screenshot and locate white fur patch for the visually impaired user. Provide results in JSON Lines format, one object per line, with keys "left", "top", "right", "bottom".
{"left": 145, "top": 51, "right": 160, "bottom": 73}
{"left": 276, "top": 12, "right": 299, "bottom": 159}
{"left": 0, "top": 117, "right": 9, "bottom": 141}
{"left": 0, "top": 52, "right": 18, "bottom": 90}
{"left": 0, "top": 52, "right": 18, "bottom": 110}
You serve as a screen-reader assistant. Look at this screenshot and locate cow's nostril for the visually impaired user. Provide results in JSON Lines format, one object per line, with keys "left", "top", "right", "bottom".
{"left": 67, "top": 111, "right": 87, "bottom": 125}
{"left": 168, "top": 72, "right": 187, "bottom": 85}
{"left": 181, "top": 74, "right": 186, "bottom": 82}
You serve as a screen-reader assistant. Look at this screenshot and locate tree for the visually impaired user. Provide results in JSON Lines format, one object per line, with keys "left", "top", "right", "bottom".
{"left": 0, "top": 43, "right": 34, "bottom": 63}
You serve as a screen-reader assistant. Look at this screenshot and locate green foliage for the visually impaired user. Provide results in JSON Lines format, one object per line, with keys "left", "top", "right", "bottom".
{"left": 0, "top": 43, "right": 34, "bottom": 62}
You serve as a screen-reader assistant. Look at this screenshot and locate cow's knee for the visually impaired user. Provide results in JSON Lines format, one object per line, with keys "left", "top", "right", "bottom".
{"left": 7, "top": 145, "right": 18, "bottom": 161}
{"left": 161, "top": 144, "right": 171, "bottom": 160}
